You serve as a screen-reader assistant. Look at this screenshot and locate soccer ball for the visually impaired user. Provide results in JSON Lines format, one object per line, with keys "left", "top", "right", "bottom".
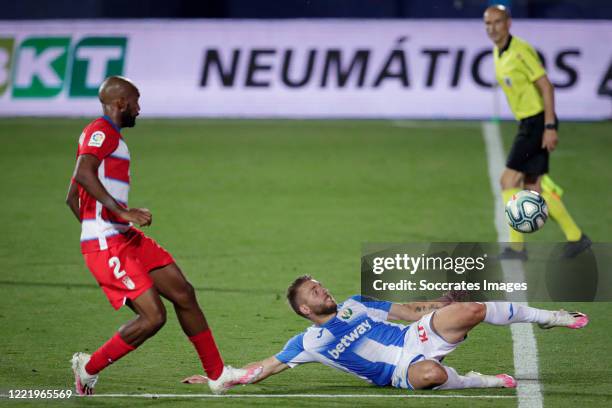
{"left": 505, "top": 190, "right": 548, "bottom": 233}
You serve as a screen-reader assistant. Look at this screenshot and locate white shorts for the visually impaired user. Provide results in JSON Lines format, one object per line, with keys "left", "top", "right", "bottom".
{"left": 391, "top": 312, "right": 464, "bottom": 389}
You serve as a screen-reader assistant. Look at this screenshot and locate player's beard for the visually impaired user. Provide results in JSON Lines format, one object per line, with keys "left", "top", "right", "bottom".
{"left": 313, "top": 301, "right": 337, "bottom": 316}
{"left": 121, "top": 108, "right": 137, "bottom": 128}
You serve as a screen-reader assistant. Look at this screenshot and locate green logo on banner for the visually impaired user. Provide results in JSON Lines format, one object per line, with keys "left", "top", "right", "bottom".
{"left": 12, "top": 37, "right": 70, "bottom": 98}
{"left": 70, "top": 37, "right": 127, "bottom": 97}
{"left": 3, "top": 35, "right": 127, "bottom": 99}
{"left": 0, "top": 38, "right": 15, "bottom": 96}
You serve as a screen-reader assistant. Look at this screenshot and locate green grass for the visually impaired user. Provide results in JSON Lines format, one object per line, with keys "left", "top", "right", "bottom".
{"left": 0, "top": 118, "right": 610, "bottom": 407}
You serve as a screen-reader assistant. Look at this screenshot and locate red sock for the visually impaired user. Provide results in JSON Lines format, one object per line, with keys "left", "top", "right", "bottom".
{"left": 188, "top": 329, "right": 224, "bottom": 380}
{"left": 85, "top": 333, "right": 135, "bottom": 375}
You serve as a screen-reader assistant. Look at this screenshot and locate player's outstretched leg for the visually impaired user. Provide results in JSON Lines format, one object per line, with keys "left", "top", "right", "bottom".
{"left": 150, "top": 264, "right": 260, "bottom": 394}
{"left": 431, "top": 302, "right": 588, "bottom": 345}
{"left": 407, "top": 360, "right": 516, "bottom": 390}
{"left": 482, "top": 302, "right": 589, "bottom": 329}
{"left": 72, "top": 288, "right": 167, "bottom": 395}
{"left": 429, "top": 302, "right": 486, "bottom": 344}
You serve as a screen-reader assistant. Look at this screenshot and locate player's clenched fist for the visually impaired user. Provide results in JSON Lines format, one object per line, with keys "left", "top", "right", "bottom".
{"left": 120, "top": 208, "right": 153, "bottom": 227}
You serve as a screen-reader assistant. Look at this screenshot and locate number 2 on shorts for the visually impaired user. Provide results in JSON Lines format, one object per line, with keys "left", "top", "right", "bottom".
{"left": 108, "top": 256, "right": 136, "bottom": 290}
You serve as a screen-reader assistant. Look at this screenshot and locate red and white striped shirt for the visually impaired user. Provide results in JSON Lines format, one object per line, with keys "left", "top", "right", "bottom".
{"left": 75, "top": 116, "right": 132, "bottom": 253}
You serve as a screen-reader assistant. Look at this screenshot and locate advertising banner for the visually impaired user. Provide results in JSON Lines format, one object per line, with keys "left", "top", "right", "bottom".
{"left": 0, "top": 20, "right": 610, "bottom": 119}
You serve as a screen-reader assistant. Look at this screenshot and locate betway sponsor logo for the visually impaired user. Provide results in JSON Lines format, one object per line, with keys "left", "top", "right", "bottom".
{"left": 327, "top": 320, "right": 371, "bottom": 360}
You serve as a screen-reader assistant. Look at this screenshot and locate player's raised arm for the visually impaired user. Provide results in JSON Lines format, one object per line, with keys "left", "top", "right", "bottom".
{"left": 388, "top": 289, "right": 469, "bottom": 322}
{"left": 388, "top": 301, "right": 447, "bottom": 322}
{"left": 72, "top": 153, "right": 152, "bottom": 226}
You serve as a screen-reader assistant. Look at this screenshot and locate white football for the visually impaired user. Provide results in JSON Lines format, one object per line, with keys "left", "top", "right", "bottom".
{"left": 505, "top": 190, "right": 548, "bottom": 233}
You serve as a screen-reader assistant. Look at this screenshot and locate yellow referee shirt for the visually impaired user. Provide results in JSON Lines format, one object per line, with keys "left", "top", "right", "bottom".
{"left": 494, "top": 35, "right": 546, "bottom": 120}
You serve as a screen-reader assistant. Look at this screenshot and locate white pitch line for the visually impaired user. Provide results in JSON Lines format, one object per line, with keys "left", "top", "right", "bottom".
{"left": 482, "top": 121, "right": 543, "bottom": 408}
{"left": 22, "top": 393, "right": 516, "bottom": 399}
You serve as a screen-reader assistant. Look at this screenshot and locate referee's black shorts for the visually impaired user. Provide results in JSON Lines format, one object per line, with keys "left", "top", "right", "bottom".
{"left": 506, "top": 111, "right": 557, "bottom": 177}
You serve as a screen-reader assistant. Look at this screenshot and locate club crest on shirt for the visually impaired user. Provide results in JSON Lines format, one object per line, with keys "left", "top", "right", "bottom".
{"left": 88, "top": 131, "right": 106, "bottom": 147}
{"left": 340, "top": 308, "right": 353, "bottom": 320}
{"left": 504, "top": 77, "right": 512, "bottom": 87}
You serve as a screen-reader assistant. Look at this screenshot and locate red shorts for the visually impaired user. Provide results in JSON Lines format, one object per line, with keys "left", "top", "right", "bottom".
{"left": 83, "top": 229, "right": 175, "bottom": 310}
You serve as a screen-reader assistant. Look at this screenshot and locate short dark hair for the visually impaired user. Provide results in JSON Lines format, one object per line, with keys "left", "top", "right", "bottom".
{"left": 286, "top": 275, "right": 312, "bottom": 317}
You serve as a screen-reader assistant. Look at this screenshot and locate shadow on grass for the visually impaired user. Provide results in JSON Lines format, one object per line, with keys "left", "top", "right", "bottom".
{"left": 0, "top": 280, "right": 278, "bottom": 296}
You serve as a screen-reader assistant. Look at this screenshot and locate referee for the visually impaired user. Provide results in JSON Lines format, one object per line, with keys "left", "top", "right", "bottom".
{"left": 483, "top": 5, "right": 590, "bottom": 259}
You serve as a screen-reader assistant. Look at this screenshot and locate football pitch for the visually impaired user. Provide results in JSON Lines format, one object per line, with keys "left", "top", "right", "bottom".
{"left": 0, "top": 118, "right": 610, "bottom": 407}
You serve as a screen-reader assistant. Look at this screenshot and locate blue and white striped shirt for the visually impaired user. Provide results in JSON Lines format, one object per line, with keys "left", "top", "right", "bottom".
{"left": 275, "top": 295, "right": 409, "bottom": 386}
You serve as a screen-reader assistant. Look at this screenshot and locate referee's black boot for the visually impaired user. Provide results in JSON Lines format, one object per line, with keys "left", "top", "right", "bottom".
{"left": 561, "top": 234, "right": 592, "bottom": 259}
{"left": 497, "top": 247, "right": 528, "bottom": 261}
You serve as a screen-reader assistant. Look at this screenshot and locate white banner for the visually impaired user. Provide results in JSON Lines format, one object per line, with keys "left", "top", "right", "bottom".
{"left": 0, "top": 19, "right": 610, "bottom": 119}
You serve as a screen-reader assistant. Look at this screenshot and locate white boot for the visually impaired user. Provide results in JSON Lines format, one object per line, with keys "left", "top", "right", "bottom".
{"left": 208, "top": 365, "right": 263, "bottom": 395}
{"left": 71, "top": 352, "right": 99, "bottom": 395}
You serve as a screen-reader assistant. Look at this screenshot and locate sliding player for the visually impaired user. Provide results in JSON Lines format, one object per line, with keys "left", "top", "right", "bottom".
{"left": 184, "top": 275, "right": 588, "bottom": 391}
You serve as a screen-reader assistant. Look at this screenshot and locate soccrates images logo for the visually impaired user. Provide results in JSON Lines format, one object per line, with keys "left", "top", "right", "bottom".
{"left": 0, "top": 36, "right": 127, "bottom": 98}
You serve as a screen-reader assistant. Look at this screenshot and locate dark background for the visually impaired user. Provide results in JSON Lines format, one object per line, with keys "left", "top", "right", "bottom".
{"left": 4, "top": 0, "right": 612, "bottom": 20}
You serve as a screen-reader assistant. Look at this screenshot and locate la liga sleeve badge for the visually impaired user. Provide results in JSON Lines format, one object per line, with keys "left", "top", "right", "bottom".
{"left": 88, "top": 131, "right": 106, "bottom": 147}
